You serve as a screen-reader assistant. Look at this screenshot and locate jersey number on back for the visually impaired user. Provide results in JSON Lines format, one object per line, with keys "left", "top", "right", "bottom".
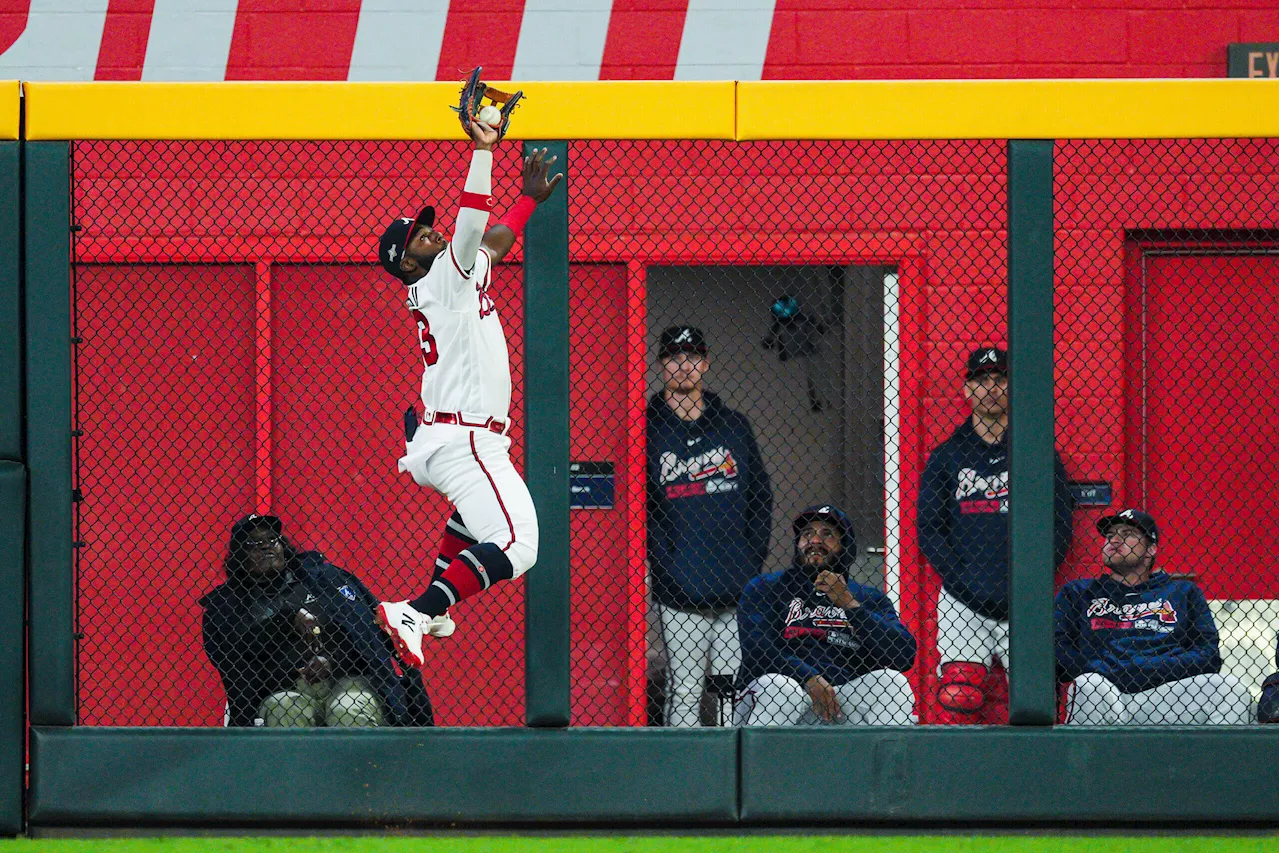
{"left": 411, "top": 310, "right": 439, "bottom": 367}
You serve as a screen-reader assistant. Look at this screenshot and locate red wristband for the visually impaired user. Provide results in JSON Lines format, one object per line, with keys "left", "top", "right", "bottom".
{"left": 497, "top": 195, "right": 537, "bottom": 234}
{"left": 459, "top": 191, "right": 494, "bottom": 212}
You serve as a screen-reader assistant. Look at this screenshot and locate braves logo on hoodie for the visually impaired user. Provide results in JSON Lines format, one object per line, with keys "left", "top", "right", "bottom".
{"left": 781, "top": 598, "right": 861, "bottom": 648}
{"left": 659, "top": 447, "right": 740, "bottom": 499}
{"left": 1087, "top": 597, "right": 1179, "bottom": 632}
{"left": 955, "top": 467, "right": 1009, "bottom": 514}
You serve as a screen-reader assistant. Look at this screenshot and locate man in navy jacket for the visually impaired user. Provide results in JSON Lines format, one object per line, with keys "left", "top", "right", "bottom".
{"left": 734, "top": 505, "right": 916, "bottom": 726}
{"left": 916, "top": 346, "right": 1073, "bottom": 724}
{"left": 201, "top": 514, "right": 434, "bottom": 727}
{"left": 1056, "top": 509, "right": 1251, "bottom": 725}
{"left": 647, "top": 326, "right": 773, "bottom": 726}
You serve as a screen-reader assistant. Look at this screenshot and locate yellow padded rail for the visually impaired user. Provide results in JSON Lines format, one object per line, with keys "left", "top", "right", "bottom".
{"left": 738, "top": 79, "right": 1280, "bottom": 140}
{"left": 20, "top": 79, "right": 1280, "bottom": 141}
{"left": 0, "top": 81, "right": 17, "bottom": 140}
{"left": 22, "top": 81, "right": 736, "bottom": 141}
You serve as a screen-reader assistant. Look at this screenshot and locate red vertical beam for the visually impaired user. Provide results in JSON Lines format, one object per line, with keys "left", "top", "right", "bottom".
{"left": 255, "top": 261, "right": 272, "bottom": 514}
{"left": 624, "top": 259, "right": 648, "bottom": 727}
{"left": 892, "top": 254, "right": 931, "bottom": 724}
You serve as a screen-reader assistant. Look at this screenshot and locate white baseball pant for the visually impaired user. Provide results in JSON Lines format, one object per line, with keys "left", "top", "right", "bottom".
{"left": 1062, "top": 672, "right": 1254, "bottom": 725}
{"left": 399, "top": 424, "right": 538, "bottom": 577}
{"left": 734, "top": 670, "right": 917, "bottom": 726}
{"left": 936, "top": 586, "right": 1008, "bottom": 668}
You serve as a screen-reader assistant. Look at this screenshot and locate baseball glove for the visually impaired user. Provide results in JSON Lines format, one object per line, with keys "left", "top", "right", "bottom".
{"left": 451, "top": 66, "right": 523, "bottom": 141}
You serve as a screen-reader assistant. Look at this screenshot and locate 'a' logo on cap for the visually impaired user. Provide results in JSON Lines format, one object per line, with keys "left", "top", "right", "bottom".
{"left": 980, "top": 350, "right": 997, "bottom": 363}
{"left": 388, "top": 245, "right": 398, "bottom": 263}
{"left": 1120, "top": 510, "right": 1135, "bottom": 519}
{"left": 400, "top": 217, "right": 413, "bottom": 225}
{"left": 675, "top": 329, "right": 691, "bottom": 343}
{"left": 820, "top": 506, "right": 831, "bottom": 513}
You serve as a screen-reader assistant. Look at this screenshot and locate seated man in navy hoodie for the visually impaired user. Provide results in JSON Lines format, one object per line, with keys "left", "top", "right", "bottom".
{"left": 734, "top": 505, "right": 917, "bottom": 726}
{"left": 1056, "top": 509, "right": 1251, "bottom": 725}
{"left": 916, "top": 346, "right": 1073, "bottom": 724}
{"left": 647, "top": 326, "right": 773, "bottom": 727}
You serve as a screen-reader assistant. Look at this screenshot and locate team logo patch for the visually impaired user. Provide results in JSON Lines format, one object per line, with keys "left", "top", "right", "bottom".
{"left": 782, "top": 597, "right": 857, "bottom": 646}
{"left": 660, "top": 446, "right": 741, "bottom": 498}
{"left": 1086, "top": 596, "right": 1178, "bottom": 632}
{"left": 956, "top": 467, "right": 1009, "bottom": 514}
{"left": 338, "top": 585, "right": 357, "bottom": 602}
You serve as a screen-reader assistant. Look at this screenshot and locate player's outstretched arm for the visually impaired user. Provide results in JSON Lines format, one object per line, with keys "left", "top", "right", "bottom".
{"left": 482, "top": 148, "right": 565, "bottom": 264}
{"left": 451, "top": 120, "right": 500, "bottom": 275}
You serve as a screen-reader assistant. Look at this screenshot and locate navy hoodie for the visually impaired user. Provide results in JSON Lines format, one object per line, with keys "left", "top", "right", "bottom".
{"left": 736, "top": 509, "right": 916, "bottom": 690}
{"left": 1053, "top": 571, "right": 1222, "bottom": 694}
{"left": 917, "top": 419, "right": 1073, "bottom": 620}
{"left": 647, "top": 391, "right": 773, "bottom": 610}
{"left": 201, "top": 551, "right": 434, "bottom": 727}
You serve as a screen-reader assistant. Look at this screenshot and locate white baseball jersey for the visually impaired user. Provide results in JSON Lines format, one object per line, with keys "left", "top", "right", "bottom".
{"left": 406, "top": 242, "right": 511, "bottom": 422}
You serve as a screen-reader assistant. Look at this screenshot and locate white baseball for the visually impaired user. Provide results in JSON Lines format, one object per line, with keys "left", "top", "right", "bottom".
{"left": 477, "top": 105, "right": 501, "bottom": 126}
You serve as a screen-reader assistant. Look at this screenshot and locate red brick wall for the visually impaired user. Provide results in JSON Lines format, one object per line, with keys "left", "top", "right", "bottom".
{"left": 4, "top": 0, "right": 1274, "bottom": 82}
{"left": 761, "top": 1, "right": 1277, "bottom": 79}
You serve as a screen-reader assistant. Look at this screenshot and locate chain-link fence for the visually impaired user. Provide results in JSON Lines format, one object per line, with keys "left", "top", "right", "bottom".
{"left": 68, "top": 136, "right": 1277, "bottom": 729}
{"left": 566, "top": 140, "right": 1008, "bottom": 727}
{"left": 72, "top": 140, "right": 530, "bottom": 727}
{"left": 1052, "top": 139, "right": 1278, "bottom": 726}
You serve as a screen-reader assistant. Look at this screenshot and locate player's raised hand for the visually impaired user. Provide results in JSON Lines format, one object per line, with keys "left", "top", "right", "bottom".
{"left": 521, "top": 147, "right": 564, "bottom": 203}
{"left": 468, "top": 117, "right": 500, "bottom": 151}
{"left": 815, "top": 570, "right": 859, "bottom": 609}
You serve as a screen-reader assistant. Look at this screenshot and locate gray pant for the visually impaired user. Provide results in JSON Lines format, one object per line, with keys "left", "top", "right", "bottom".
{"left": 1063, "top": 672, "right": 1253, "bottom": 725}
{"left": 258, "top": 676, "right": 385, "bottom": 728}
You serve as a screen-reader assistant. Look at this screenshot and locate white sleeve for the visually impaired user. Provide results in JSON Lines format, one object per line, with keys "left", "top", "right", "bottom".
{"left": 451, "top": 149, "right": 492, "bottom": 275}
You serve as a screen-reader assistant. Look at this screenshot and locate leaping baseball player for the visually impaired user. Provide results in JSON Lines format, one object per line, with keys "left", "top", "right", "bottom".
{"left": 373, "top": 71, "right": 563, "bottom": 669}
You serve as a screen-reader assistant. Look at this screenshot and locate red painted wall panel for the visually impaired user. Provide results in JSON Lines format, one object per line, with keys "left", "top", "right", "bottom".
{"left": 75, "top": 264, "right": 257, "bottom": 726}
{"left": 568, "top": 264, "right": 631, "bottom": 725}
{"left": 1129, "top": 253, "right": 1279, "bottom": 601}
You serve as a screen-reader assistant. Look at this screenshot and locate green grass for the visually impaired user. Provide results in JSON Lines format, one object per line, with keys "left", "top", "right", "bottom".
{"left": 0, "top": 837, "right": 1272, "bottom": 853}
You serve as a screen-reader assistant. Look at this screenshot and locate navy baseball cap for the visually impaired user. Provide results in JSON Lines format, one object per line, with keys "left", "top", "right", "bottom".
{"left": 229, "top": 512, "right": 281, "bottom": 540}
{"left": 1097, "top": 508, "right": 1159, "bottom": 544}
{"left": 378, "top": 205, "right": 436, "bottom": 279}
{"left": 966, "top": 346, "right": 1008, "bottom": 380}
{"left": 659, "top": 326, "right": 708, "bottom": 357}
{"left": 792, "top": 504, "right": 856, "bottom": 554}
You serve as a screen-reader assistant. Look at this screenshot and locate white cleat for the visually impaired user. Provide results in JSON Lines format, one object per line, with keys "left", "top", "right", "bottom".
{"left": 375, "top": 601, "right": 429, "bottom": 669}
